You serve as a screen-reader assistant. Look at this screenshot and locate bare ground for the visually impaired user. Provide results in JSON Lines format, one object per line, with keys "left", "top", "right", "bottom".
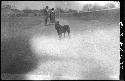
{"left": 1, "top": 9, "right": 120, "bottom": 80}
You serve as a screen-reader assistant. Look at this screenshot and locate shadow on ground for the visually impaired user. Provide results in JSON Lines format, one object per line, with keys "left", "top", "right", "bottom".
{"left": 1, "top": 36, "right": 39, "bottom": 79}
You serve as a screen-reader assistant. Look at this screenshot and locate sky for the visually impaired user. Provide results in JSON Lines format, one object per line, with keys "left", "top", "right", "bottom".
{"left": 2, "top": 1, "right": 119, "bottom": 10}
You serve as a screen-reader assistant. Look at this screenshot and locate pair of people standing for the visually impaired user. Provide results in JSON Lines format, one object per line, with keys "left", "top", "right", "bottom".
{"left": 44, "top": 6, "right": 55, "bottom": 26}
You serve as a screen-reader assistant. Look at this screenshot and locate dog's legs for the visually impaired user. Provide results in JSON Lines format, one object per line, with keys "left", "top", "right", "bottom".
{"left": 60, "top": 34, "right": 62, "bottom": 38}
{"left": 59, "top": 35, "right": 61, "bottom": 38}
{"left": 64, "top": 32, "right": 65, "bottom": 38}
{"left": 59, "top": 34, "right": 62, "bottom": 39}
{"left": 68, "top": 31, "right": 70, "bottom": 39}
{"left": 58, "top": 35, "right": 61, "bottom": 40}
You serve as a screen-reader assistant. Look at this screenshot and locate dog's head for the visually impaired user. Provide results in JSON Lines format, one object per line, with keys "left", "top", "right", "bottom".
{"left": 55, "top": 21, "right": 60, "bottom": 29}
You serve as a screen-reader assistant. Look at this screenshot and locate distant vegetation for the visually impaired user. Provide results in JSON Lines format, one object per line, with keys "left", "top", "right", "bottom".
{"left": 1, "top": 2, "right": 119, "bottom": 17}
{"left": 82, "top": 2, "right": 118, "bottom": 12}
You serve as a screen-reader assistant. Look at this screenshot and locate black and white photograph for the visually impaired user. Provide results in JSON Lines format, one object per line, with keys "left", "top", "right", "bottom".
{"left": 1, "top": 1, "right": 120, "bottom": 80}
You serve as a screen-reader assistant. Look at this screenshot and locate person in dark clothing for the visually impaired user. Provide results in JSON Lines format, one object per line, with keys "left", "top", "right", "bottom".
{"left": 50, "top": 8, "right": 56, "bottom": 24}
{"left": 44, "top": 6, "right": 49, "bottom": 25}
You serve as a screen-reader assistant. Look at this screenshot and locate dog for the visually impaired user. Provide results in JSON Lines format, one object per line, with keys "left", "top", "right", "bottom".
{"left": 55, "top": 21, "right": 70, "bottom": 38}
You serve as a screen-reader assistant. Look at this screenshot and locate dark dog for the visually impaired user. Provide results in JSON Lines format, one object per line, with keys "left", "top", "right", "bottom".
{"left": 55, "top": 21, "right": 70, "bottom": 38}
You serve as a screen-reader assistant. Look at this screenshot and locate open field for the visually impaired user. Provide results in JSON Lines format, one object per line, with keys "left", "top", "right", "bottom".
{"left": 1, "top": 9, "right": 120, "bottom": 80}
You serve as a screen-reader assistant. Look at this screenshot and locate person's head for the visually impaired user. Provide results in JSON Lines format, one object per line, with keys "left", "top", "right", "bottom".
{"left": 46, "top": 6, "right": 48, "bottom": 9}
{"left": 51, "top": 8, "right": 54, "bottom": 10}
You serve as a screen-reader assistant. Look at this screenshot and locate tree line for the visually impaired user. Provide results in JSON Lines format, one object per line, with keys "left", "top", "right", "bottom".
{"left": 1, "top": 2, "right": 119, "bottom": 17}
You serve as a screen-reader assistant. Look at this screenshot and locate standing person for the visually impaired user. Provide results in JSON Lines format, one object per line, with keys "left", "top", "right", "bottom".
{"left": 44, "top": 6, "right": 49, "bottom": 26}
{"left": 50, "top": 8, "right": 56, "bottom": 24}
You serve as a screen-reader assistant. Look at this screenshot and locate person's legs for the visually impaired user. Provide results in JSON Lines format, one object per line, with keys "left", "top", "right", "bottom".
{"left": 52, "top": 16, "right": 55, "bottom": 24}
{"left": 51, "top": 16, "right": 53, "bottom": 23}
{"left": 50, "top": 15, "right": 52, "bottom": 24}
{"left": 45, "top": 16, "right": 47, "bottom": 25}
{"left": 45, "top": 16, "right": 49, "bottom": 25}
{"left": 53, "top": 16, "right": 55, "bottom": 23}
{"left": 52, "top": 17, "right": 54, "bottom": 23}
